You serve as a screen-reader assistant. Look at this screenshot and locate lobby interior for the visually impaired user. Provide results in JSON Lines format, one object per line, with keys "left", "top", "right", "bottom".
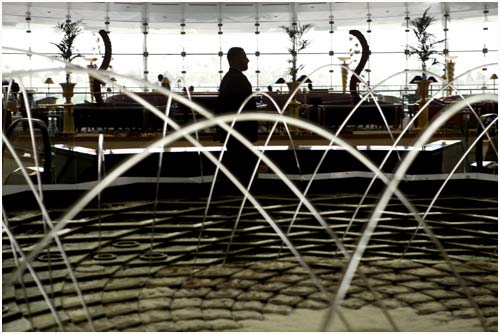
{"left": 2, "top": 1, "right": 498, "bottom": 332}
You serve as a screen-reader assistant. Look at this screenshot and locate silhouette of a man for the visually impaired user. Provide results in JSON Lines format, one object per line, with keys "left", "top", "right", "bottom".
{"left": 217, "top": 47, "right": 258, "bottom": 189}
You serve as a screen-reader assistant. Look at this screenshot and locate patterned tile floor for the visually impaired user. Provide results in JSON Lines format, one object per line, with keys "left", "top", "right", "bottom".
{"left": 2, "top": 194, "right": 497, "bottom": 331}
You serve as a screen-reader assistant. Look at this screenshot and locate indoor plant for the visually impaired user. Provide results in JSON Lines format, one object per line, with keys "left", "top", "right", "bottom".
{"left": 408, "top": 8, "right": 444, "bottom": 128}
{"left": 279, "top": 22, "right": 312, "bottom": 133}
{"left": 280, "top": 22, "right": 312, "bottom": 84}
{"left": 52, "top": 19, "right": 82, "bottom": 84}
{"left": 52, "top": 19, "right": 82, "bottom": 133}
{"left": 408, "top": 8, "right": 444, "bottom": 80}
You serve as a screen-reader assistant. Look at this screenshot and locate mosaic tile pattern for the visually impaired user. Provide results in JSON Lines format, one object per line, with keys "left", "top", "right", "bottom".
{"left": 2, "top": 194, "right": 497, "bottom": 331}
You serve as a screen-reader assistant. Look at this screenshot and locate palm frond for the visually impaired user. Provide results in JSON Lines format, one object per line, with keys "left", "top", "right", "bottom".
{"left": 53, "top": 20, "right": 82, "bottom": 63}
{"left": 409, "top": 7, "right": 444, "bottom": 78}
{"left": 280, "top": 22, "right": 313, "bottom": 82}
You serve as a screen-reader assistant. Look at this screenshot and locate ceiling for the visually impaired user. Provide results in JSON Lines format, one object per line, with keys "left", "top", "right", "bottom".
{"left": 2, "top": 2, "right": 497, "bottom": 32}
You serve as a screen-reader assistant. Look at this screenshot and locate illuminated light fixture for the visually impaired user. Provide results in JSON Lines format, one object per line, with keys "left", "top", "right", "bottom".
{"left": 44, "top": 77, "right": 54, "bottom": 96}
{"left": 490, "top": 73, "right": 498, "bottom": 91}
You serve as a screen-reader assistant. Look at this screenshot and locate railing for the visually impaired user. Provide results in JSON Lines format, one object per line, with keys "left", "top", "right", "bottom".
{"left": 8, "top": 83, "right": 498, "bottom": 107}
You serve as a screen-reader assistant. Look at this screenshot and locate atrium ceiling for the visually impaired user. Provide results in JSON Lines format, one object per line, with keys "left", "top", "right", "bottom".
{"left": 2, "top": 2, "right": 497, "bottom": 32}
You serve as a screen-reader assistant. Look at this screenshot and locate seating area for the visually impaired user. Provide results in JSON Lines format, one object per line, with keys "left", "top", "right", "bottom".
{"left": 62, "top": 90, "right": 497, "bottom": 133}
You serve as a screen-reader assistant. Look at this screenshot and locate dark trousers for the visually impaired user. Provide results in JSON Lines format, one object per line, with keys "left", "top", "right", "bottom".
{"left": 220, "top": 137, "right": 258, "bottom": 193}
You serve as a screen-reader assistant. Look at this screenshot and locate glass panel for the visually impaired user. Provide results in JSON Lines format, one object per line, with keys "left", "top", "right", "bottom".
{"left": 2, "top": 11, "right": 498, "bottom": 98}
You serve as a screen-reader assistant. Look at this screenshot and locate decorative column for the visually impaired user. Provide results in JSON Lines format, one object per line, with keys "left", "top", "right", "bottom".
{"left": 286, "top": 80, "right": 301, "bottom": 135}
{"left": 445, "top": 55, "right": 457, "bottom": 96}
{"left": 338, "top": 57, "right": 351, "bottom": 94}
{"left": 416, "top": 79, "right": 432, "bottom": 128}
{"left": 60, "top": 82, "right": 76, "bottom": 134}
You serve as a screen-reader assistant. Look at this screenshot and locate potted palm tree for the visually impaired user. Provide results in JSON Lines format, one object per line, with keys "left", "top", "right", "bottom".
{"left": 52, "top": 19, "right": 82, "bottom": 103}
{"left": 280, "top": 22, "right": 313, "bottom": 92}
{"left": 280, "top": 22, "right": 312, "bottom": 132}
{"left": 408, "top": 8, "right": 444, "bottom": 127}
{"left": 409, "top": 8, "right": 443, "bottom": 81}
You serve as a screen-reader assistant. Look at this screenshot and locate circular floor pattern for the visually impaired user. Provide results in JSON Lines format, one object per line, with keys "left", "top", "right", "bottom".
{"left": 3, "top": 194, "right": 497, "bottom": 331}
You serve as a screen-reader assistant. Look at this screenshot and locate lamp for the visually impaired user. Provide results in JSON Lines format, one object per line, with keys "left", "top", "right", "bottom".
{"left": 297, "top": 74, "right": 313, "bottom": 84}
{"left": 161, "top": 77, "right": 171, "bottom": 89}
{"left": 108, "top": 77, "right": 117, "bottom": 94}
{"left": 85, "top": 57, "right": 98, "bottom": 66}
{"left": 410, "top": 75, "right": 422, "bottom": 84}
{"left": 44, "top": 77, "right": 54, "bottom": 96}
{"left": 427, "top": 76, "right": 438, "bottom": 83}
{"left": 275, "top": 77, "right": 285, "bottom": 92}
{"left": 490, "top": 73, "right": 498, "bottom": 91}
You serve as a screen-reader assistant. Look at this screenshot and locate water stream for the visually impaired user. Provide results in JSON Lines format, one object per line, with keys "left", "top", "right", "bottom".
{"left": 2, "top": 47, "right": 497, "bottom": 332}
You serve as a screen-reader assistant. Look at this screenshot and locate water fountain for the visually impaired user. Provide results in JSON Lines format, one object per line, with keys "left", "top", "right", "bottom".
{"left": 2, "top": 48, "right": 497, "bottom": 332}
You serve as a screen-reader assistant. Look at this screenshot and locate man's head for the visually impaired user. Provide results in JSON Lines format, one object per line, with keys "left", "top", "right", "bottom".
{"left": 227, "top": 47, "right": 249, "bottom": 72}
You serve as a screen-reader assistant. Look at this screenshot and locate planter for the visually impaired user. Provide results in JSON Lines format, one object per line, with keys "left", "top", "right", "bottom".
{"left": 416, "top": 79, "right": 432, "bottom": 129}
{"left": 60, "top": 82, "right": 76, "bottom": 104}
{"left": 286, "top": 81, "right": 302, "bottom": 103}
{"left": 286, "top": 81, "right": 302, "bottom": 134}
{"left": 60, "top": 82, "right": 76, "bottom": 134}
